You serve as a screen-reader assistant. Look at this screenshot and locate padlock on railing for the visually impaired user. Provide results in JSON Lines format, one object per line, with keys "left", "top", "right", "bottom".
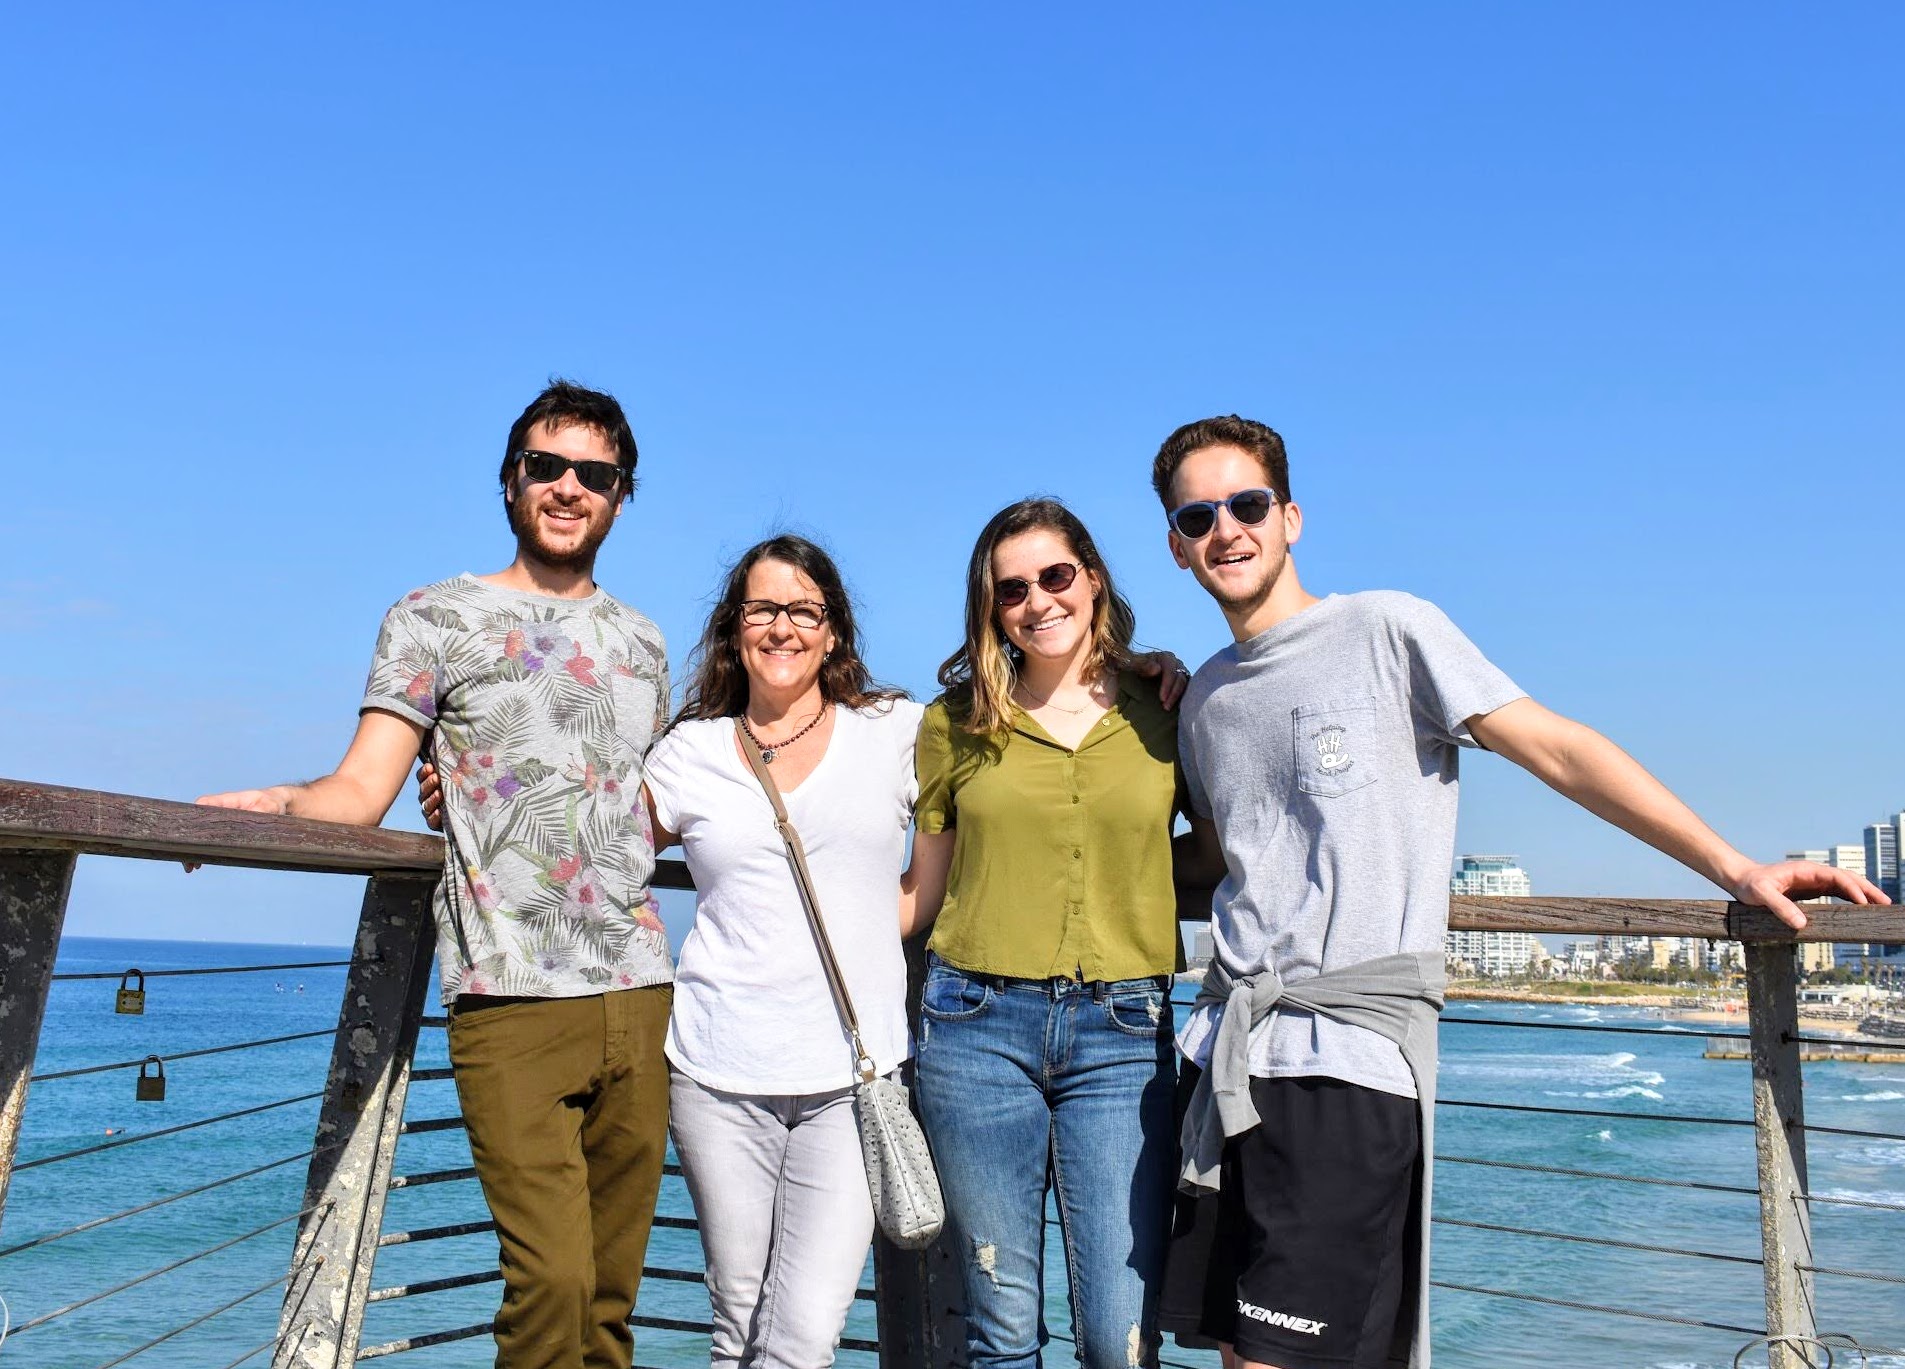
{"left": 115, "top": 969, "right": 147, "bottom": 1015}
{"left": 135, "top": 1056, "right": 166, "bottom": 1102}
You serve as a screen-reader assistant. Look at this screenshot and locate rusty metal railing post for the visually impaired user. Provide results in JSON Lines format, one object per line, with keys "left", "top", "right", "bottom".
{"left": 0, "top": 849, "right": 77, "bottom": 1230}
{"left": 1744, "top": 940, "right": 1818, "bottom": 1368}
{"left": 274, "top": 873, "right": 437, "bottom": 1369}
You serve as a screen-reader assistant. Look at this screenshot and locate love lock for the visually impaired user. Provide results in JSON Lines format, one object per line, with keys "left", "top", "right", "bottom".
{"left": 135, "top": 1056, "right": 166, "bottom": 1102}
{"left": 115, "top": 969, "right": 147, "bottom": 1015}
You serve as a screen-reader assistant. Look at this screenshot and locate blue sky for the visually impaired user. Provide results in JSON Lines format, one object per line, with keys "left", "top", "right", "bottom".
{"left": 3, "top": 5, "right": 1901, "bottom": 946}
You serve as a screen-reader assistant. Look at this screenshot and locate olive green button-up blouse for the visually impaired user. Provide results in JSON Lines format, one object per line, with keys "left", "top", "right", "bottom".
{"left": 916, "top": 671, "right": 1183, "bottom": 982}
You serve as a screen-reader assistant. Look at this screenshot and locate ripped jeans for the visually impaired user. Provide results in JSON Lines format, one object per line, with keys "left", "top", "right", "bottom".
{"left": 915, "top": 955, "right": 1177, "bottom": 1369}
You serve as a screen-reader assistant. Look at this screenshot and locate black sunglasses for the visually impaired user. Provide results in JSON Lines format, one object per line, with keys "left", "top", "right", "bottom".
{"left": 514, "top": 449, "right": 624, "bottom": 497}
{"left": 1166, "top": 487, "right": 1277, "bottom": 540}
{"left": 995, "top": 561, "right": 1081, "bottom": 608}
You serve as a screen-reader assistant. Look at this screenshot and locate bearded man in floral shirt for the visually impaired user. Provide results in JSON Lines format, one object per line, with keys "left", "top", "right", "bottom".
{"left": 200, "top": 379, "right": 672, "bottom": 1369}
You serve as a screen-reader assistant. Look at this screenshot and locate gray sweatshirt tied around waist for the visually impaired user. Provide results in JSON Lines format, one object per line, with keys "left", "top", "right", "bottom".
{"left": 1178, "top": 949, "right": 1447, "bottom": 1369}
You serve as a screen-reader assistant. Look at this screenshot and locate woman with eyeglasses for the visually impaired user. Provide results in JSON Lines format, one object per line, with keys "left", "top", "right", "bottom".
{"left": 639, "top": 534, "right": 921, "bottom": 1369}
{"left": 900, "top": 497, "right": 1210, "bottom": 1369}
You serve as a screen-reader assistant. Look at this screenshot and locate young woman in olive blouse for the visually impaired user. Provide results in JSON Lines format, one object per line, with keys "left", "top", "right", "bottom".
{"left": 901, "top": 497, "right": 1211, "bottom": 1369}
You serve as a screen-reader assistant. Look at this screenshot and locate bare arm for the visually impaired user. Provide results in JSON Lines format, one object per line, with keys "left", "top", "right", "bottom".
{"left": 900, "top": 828, "right": 955, "bottom": 940}
{"left": 1172, "top": 813, "right": 1226, "bottom": 891}
{"left": 1468, "top": 697, "right": 1889, "bottom": 930}
{"left": 197, "top": 709, "right": 427, "bottom": 826}
{"left": 640, "top": 782, "right": 681, "bottom": 852}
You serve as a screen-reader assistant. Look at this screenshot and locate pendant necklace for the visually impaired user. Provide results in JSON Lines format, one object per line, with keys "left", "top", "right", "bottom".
{"left": 740, "top": 707, "right": 826, "bottom": 763}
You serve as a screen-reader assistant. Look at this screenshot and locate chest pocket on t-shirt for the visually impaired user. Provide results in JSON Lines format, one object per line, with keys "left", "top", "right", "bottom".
{"left": 611, "top": 676, "right": 660, "bottom": 756}
{"left": 1292, "top": 700, "right": 1379, "bottom": 798}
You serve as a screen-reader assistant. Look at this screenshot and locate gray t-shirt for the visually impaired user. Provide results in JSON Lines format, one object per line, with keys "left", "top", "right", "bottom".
{"left": 1175, "top": 591, "right": 1523, "bottom": 1096}
{"left": 362, "top": 574, "right": 673, "bottom": 1005}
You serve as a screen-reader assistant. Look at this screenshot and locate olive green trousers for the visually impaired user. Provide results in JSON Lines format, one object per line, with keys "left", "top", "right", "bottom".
{"left": 448, "top": 985, "right": 673, "bottom": 1368}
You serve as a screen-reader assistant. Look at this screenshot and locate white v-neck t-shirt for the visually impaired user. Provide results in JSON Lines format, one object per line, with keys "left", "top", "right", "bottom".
{"left": 643, "top": 699, "right": 924, "bottom": 1095}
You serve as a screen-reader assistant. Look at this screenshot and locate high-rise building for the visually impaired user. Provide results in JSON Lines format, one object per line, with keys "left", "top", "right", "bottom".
{"left": 1444, "top": 929, "right": 1544, "bottom": 977}
{"left": 1786, "top": 849, "right": 1831, "bottom": 865}
{"left": 1450, "top": 854, "right": 1533, "bottom": 898}
{"left": 1829, "top": 845, "right": 1868, "bottom": 879}
{"left": 1863, "top": 822, "right": 1898, "bottom": 900}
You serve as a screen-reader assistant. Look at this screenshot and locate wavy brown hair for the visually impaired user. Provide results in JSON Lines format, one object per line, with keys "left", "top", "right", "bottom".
{"left": 936, "top": 498, "right": 1136, "bottom": 739}
{"left": 675, "top": 534, "right": 906, "bottom": 724}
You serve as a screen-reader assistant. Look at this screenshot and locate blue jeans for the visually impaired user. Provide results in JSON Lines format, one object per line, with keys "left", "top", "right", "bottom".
{"left": 915, "top": 955, "right": 1177, "bottom": 1369}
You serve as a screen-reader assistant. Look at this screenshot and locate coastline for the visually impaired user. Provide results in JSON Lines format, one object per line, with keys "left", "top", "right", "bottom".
{"left": 1448, "top": 984, "right": 1867, "bottom": 1039}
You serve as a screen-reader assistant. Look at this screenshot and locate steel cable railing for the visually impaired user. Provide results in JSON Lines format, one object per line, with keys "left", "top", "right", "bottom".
{"left": 6, "top": 1204, "right": 321, "bottom": 1336}
{"left": 1432, "top": 1278, "right": 1766, "bottom": 1338}
{"left": 1436, "top": 1151, "right": 1763, "bottom": 1198}
{"left": 1433, "top": 1213, "right": 1763, "bottom": 1267}
{"left": 28, "top": 1028, "right": 332, "bottom": 1082}
{"left": 12, "top": 1090, "right": 323, "bottom": 1170}
{"left": 0, "top": 1146, "right": 318, "bottom": 1257}
{"left": 51, "top": 960, "right": 350, "bottom": 981}
{"left": 89, "top": 1269, "right": 297, "bottom": 1369}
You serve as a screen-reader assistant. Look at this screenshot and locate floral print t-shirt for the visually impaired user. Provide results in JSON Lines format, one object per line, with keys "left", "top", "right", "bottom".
{"left": 362, "top": 574, "right": 673, "bottom": 1005}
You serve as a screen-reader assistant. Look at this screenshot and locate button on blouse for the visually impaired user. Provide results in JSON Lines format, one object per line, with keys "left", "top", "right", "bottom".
{"left": 914, "top": 671, "right": 1184, "bottom": 981}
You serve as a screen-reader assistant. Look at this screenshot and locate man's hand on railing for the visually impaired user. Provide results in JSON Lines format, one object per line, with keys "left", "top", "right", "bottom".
{"left": 1725, "top": 859, "right": 1891, "bottom": 932}
{"left": 196, "top": 787, "right": 296, "bottom": 816}
{"left": 416, "top": 762, "right": 445, "bottom": 832}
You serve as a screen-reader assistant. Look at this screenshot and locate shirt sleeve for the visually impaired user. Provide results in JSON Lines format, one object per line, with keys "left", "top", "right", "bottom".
{"left": 640, "top": 725, "right": 690, "bottom": 835}
{"left": 652, "top": 653, "right": 671, "bottom": 738}
{"left": 893, "top": 700, "right": 925, "bottom": 819}
{"left": 360, "top": 593, "right": 446, "bottom": 729}
{"left": 913, "top": 701, "right": 958, "bottom": 834}
{"left": 1397, "top": 596, "right": 1526, "bottom": 747}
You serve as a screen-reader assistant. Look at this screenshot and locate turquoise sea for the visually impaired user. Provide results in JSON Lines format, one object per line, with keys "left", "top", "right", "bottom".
{"left": 4, "top": 937, "right": 1902, "bottom": 1368}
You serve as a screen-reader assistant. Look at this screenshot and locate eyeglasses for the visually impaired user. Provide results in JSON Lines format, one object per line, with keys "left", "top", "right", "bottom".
{"left": 740, "top": 599, "right": 829, "bottom": 630}
{"left": 1166, "top": 488, "right": 1277, "bottom": 540}
{"left": 514, "top": 449, "right": 624, "bottom": 497}
{"left": 995, "top": 561, "right": 1081, "bottom": 608}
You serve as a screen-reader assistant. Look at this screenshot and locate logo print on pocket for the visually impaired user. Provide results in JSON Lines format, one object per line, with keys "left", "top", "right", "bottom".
{"left": 1313, "top": 724, "right": 1352, "bottom": 773}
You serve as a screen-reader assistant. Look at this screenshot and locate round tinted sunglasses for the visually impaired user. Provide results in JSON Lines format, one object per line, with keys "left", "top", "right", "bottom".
{"left": 514, "top": 448, "right": 624, "bottom": 497}
{"left": 1166, "top": 487, "right": 1278, "bottom": 540}
{"left": 995, "top": 561, "right": 1081, "bottom": 608}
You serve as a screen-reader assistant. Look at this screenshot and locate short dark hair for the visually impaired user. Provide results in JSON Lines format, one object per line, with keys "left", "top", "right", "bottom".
{"left": 499, "top": 379, "right": 640, "bottom": 505}
{"left": 1151, "top": 415, "right": 1290, "bottom": 510}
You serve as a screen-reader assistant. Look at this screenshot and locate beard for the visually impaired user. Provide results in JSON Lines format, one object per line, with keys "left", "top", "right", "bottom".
{"left": 509, "top": 493, "right": 616, "bottom": 573}
{"left": 1203, "top": 541, "right": 1290, "bottom": 617}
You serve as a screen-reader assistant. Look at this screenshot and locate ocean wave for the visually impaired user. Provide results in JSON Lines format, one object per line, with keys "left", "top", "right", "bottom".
{"left": 1544, "top": 1084, "right": 1666, "bottom": 1101}
{"left": 1839, "top": 1089, "right": 1905, "bottom": 1102}
{"left": 1814, "top": 1185, "right": 1905, "bottom": 1208}
{"left": 1444, "top": 1049, "right": 1666, "bottom": 1093}
{"left": 1592, "top": 1128, "right": 1613, "bottom": 1142}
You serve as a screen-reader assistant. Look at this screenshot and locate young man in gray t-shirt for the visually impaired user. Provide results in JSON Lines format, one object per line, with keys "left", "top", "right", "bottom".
{"left": 200, "top": 381, "right": 671, "bottom": 1369}
{"left": 1149, "top": 416, "right": 1887, "bottom": 1369}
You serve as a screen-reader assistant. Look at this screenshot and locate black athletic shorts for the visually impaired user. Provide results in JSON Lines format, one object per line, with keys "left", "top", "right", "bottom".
{"left": 1160, "top": 1067, "right": 1421, "bottom": 1369}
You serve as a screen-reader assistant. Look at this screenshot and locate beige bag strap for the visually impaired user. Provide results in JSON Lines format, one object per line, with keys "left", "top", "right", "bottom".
{"left": 737, "top": 721, "right": 876, "bottom": 1083}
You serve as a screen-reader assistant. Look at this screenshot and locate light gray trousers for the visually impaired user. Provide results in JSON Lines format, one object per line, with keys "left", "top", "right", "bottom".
{"left": 668, "top": 1069, "right": 875, "bottom": 1369}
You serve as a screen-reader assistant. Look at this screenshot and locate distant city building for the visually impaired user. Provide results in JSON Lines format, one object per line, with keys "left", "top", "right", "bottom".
{"left": 1446, "top": 855, "right": 1540, "bottom": 976}
{"left": 1786, "top": 849, "right": 1830, "bottom": 865}
{"left": 1191, "top": 926, "right": 1214, "bottom": 967}
{"left": 1798, "top": 941, "right": 1837, "bottom": 975}
{"left": 1445, "top": 929, "right": 1544, "bottom": 977}
{"left": 1449, "top": 854, "right": 1533, "bottom": 898}
{"left": 1829, "top": 844, "right": 1867, "bottom": 879}
{"left": 1864, "top": 822, "right": 1899, "bottom": 900}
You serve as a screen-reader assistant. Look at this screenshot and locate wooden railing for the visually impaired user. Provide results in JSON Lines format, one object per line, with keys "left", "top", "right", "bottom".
{"left": 2, "top": 777, "right": 1900, "bottom": 1369}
